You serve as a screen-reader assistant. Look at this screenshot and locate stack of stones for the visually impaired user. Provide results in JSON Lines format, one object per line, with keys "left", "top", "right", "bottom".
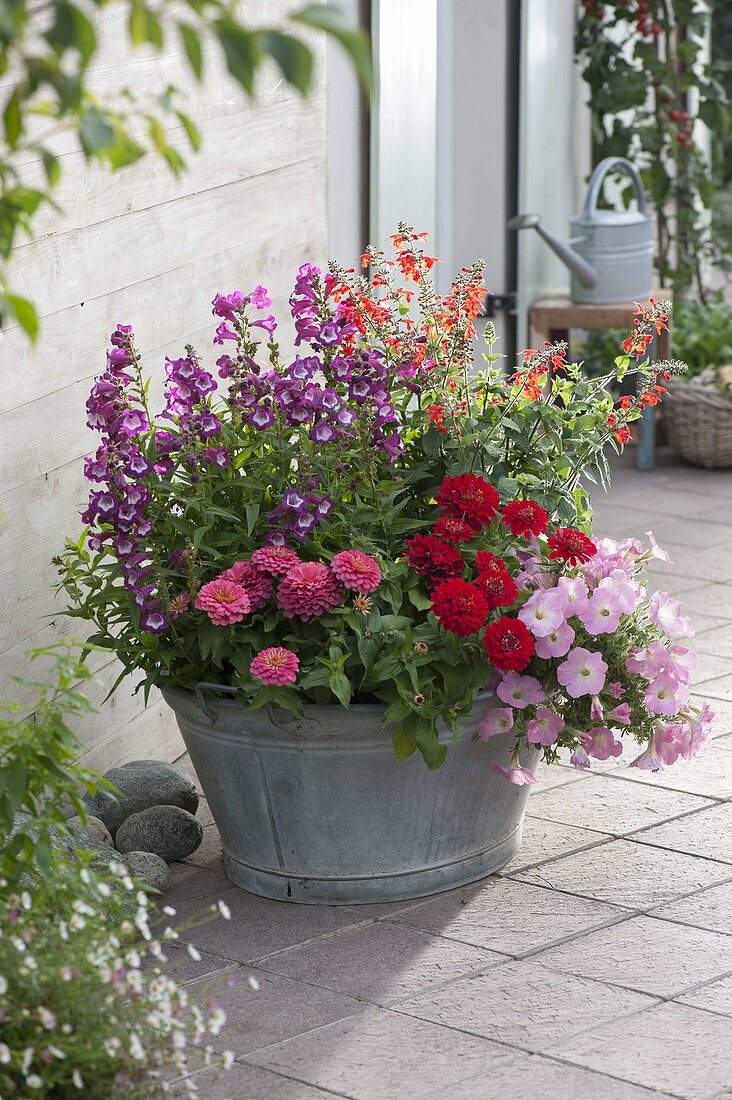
{"left": 71, "top": 760, "right": 204, "bottom": 892}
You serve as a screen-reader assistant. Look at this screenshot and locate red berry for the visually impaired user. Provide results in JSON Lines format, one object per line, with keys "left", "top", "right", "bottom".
{"left": 669, "top": 110, "right": 680, "bottom": 121}
{"left": 651, "top": 23, "right": 661, "bottom": 35}
{"left": 639, "top": 1, "right": 648, "bottom": 11}
{"left": 661, "top": 94, "right": 673, "bottom": 104}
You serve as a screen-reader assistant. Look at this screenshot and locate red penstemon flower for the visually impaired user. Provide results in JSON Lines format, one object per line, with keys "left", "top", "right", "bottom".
{"left": 482, "top": 617, "right": 535, "bottom": 672}
{"left": 435, "top": 474, "right": 500, "bottom": 530}
{"left": 404, "top": 534, "right": 464, "bottom": 588}
{"left": 475, "top": 567, "right": 519, "bottom": 612}
{"left": 431, "top": 579, "right": 489, "bottom": 636}
{"left": 433, "top": 517, "right": 474, "bottom": 543}
{"left": 547, "top": 527, "right": 597, "bottom": 566}
{"left": 501, "top": 500, "right": 549, "bottom": 539}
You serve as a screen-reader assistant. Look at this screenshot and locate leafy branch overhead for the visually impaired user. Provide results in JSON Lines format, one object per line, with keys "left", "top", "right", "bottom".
{"left": 0, "top": 1, "right": 371, "bottom": 340}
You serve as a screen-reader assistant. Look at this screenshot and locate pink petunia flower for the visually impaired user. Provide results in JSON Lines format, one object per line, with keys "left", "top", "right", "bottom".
{"left": 598, "top": 572, "right": 640, "bottom": 614}
{"left": 631, "top": 738, "right": 664, "bottom": 772}
{"left": 570, "top": 745, "right": 591, "bottom": 769}
{"left": 555, "top": 576, "right": 589, "bottom": 618}
{"left": 607, "top": 680, "right": 624, "bottom": 699}
{"left": 526, "top": 707, "right": 564, "bottom": 747}
{"left": 497, "top": 673, "right": 545, "bottom": 710}
{"left": 331, "top": 550, "right": 381, "bottom": 594}
{"left": 518, "top": 589, "right": 565, "bottom": 638}
{"left": 252, "top": 546, "right": 301, "bottom": 576}
{"left": 607, "top": 701, "right": 632, "bottom": 726}
{"left": 534, "top": 621, "right": 575, "bottom": 659}
{"left": 478, "top": 707, "right": 515, "bottom": 740}
{"left": 644, "top": 674, "right": 689, "bottom": 716}
{"left": 250, "top": 646, "right": 300, "bottom": 686}
{"left": 195, "top": 579, "right": 251, "bottom": 626}
{"left": 579, "top": 587, "right": 624, "bottom": 635}
{"left": 590, "top": 695, "right": 604, "bottom": 722}
{"left": 277, "top": 562, "right": 342, "bottom": 621}
{"left": 556, "top": 647, "right": 608, "bottom": 698}
{"left": 220, "top": 560, "right": 274, "bottom": 611}
{"left": 582, "top": 726, "right": 623, "bottom": 761}
{"left": 647, "top": 591, "right": 694, "bottom": 638}
{"left": 642, "top": 530, "right": 673, "bottom": 565}
{"left": 491, "top": 762, "right": 537, "bottom": 786}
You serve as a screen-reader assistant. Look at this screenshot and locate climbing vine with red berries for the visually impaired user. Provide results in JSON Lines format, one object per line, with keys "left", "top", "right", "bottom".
{"left": 576, "top": 0, "right": 730, "bottom": 299}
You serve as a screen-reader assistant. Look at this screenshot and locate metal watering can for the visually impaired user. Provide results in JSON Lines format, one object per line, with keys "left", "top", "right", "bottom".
{"left": 509, "top": 157, "right": 654, "bottom": 305}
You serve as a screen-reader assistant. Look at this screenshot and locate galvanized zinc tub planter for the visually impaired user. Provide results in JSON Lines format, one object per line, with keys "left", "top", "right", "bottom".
{"left": 162, "top": 684, "right": 538, "bottom": 905}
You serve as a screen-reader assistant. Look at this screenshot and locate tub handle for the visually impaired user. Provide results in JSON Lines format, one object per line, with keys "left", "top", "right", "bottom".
{"left": 194, "top": 682, "right": 239, "bottom": 725}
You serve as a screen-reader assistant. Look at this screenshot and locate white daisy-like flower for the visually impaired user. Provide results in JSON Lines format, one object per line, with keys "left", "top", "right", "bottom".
{"left": 163, "top": 905, "right": 177, "bottom": 916}
{"left": 26, "top": 1074, "right": 43, "bottom": 1089}
{"left": 187, "top": 944, "right": 202, "bottom": 962}
{"left": 217, "top": 900, "right": 231, "bottom": 920}
{"left": 222, "top": 1050, "right": 235, "bottom": 1070}
{"left": 248, "top": 975, "right": 260, "bottom": 991}
{"left": 0, "top": 1043, "right": 10, "bottom": 1064}
{"left": 0, "top": 975, "right": 7, "bottom": 995}
{"left": 72, "top": 1070, "right": 84, "bottom": 1089}
{"left": 38, "top": 1007, "right": 57, "bottom": 1031}
{"left": 20, "top": 891, "right": 32, "bottom": 910}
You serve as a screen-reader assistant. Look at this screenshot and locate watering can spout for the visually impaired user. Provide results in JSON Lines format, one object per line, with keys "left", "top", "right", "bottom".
{"left": 508, "top": 213, "right": 598, "bottom": 289}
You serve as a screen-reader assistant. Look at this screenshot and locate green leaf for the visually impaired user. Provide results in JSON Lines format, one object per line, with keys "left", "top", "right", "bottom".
{"left": 40, "top": 148, "right": 61, "bottom": 187}
{"left": 259, "top": 30, "right": 313, "bottom": 95}
{"left": 291, "top": 3, "right": 372, "bottom": 96}
{"left": 3, "top": 88, "right": 21, "bottom": 148}
{"left": 216, "top": 19, "right": 261, "bottom": 95}
{"left": 392, "top": 726, "right": 416, "bottom": 760}
{"left": 79, "top": 108, "right": 115, "bottom": 156}
{"left": 175, "top": 110, "right": 201, "bottom": 152}
{"left": 179, "top": 23, "right": 204, "bottom": 79}
{"left": 328, "top": 670, "right": 352, "bottom": 708}
{"left": 0, "top": 293, "right": 39, "bottom": 341}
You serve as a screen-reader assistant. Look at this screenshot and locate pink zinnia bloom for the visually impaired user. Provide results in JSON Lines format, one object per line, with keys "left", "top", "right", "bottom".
{"left": 534, "top": 621, "right": 575, "bottom": 659}
{"left": 277, "top": 562, "right": 342, "bottom": 621}
{"left": 195, "top": 579, "right": 251, "bottom": 626}
{"left": 251, "top": 546, "right": 301, "bottom": 576}
{"left": 331, "top": 550, "right": 381, "bottom": 594}
{"left": 250, "top": 646, "right": 300, "bottom": 686}
{"left": 644, "top": 674, "right": 689, "bottom": 716}
{"left": 496, "top": 672, "right": 545, "bottom": 710}
{"left": 579, "top": 587, "right": 623, "bottom": 635}
{"left": 518, "top": 589, "right": 565, "bottom": 638}
{"left": 555, "top": 576, "right": 589, "bottom": 617}
{"left": 491, "top": 762, "right": 537, "bottom": 786}
{"left": 648, "top": 591, "right": 694, "bottom": 638}
{"left": 526, "top": 707, "right": 564, "bottom": 747}
{"left": 220, "top": 560, "right": 274, "bottom": 611}
{"left": 557, "top": 647, "right": 608, "bottom": 698}
{"left": 478, "top": 707, "right": 515, "bottom": 741}
{"left": 582, "top": 726, "right": 623, "bottom": 761}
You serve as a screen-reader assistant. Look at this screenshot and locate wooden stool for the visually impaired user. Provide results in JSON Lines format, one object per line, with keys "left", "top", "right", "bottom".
{"left": 529, "top": 292, "right": 673, "bottom": 472}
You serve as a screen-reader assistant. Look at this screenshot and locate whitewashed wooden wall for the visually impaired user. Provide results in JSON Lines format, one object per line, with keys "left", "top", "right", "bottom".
{"left": 0, "top": 0, "right": 328, "bottom": 770}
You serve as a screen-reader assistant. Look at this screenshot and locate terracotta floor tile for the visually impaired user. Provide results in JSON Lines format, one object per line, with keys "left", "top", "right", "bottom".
{"left": 386, "top": 876, "right": 626, "bottom": 957}
{"left": 536, "top": 914, "right": 732, "bottom": 997}
{"left": 553, "top": 1001, "right": 732, "bottom": 1099}
{"left": 396, "top": 959, "right": 656, "bottom": 1051}
{"left": 246, "top": 1008, "right": 512, "bottom": 1100}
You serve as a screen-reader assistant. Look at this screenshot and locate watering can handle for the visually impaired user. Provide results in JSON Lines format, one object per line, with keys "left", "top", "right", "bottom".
{"left": 194, "top": 681, "right": 239, "bottom": 724}
{"left": 582, "top": 157, "right": 647, "bottom": 219}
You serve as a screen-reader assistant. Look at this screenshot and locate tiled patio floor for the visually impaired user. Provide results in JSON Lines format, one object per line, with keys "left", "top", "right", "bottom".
{"left": 167, "top": 448, "right": 732, "bottom": 1100}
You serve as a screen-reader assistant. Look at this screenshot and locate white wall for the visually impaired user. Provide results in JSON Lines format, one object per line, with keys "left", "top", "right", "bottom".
{"left": 0, "top": 0, "right": 329, "bottom": 770}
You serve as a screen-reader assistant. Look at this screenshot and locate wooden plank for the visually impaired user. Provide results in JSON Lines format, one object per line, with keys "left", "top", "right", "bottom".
{"left": 75, "top": 696, "right": 184, "bottom": 773}
{"left": 5, "top": 155, "right": 326, "bottom": 331}
{"left": 0, "top": 217, "right": 326, "bottom": 417}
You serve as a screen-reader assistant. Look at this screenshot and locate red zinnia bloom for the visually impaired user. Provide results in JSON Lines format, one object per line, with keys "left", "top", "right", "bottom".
{"left": 501, "top": 500, "right": 549, "bottom": 539}
{"left": 475, "top": 550, "right": 508, "bottom": 575}
{"left": 435, "top": 473, "right": 500, "bottom": 529}
{"left": 547, "top": 528, "right": 597, "bottom": 566}
{"left": 433, "top": 516, "right": 475, "bottom": 543}
{"left": 404, "top": 534, "right": 464, "bottom": 588}
{"left": 431, "top": 579, "right": 489, "bottom": 636}
{"left": 475, "top": 567, "right": 519, "bottom": 612}
{"left": 482, "top": 617, "right": 535, "bottom": 672}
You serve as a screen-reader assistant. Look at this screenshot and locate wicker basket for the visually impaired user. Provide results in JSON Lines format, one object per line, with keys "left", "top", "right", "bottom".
{"left": 662, "top": 383, "right": 732, "bottom": 469}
